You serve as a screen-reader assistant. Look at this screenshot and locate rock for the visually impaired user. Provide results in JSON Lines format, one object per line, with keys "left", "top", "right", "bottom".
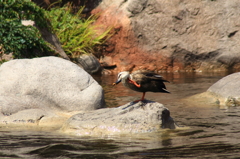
{"left": 185, "top": 72, "right": 240, "bottom": 107}
{"left": 61, "top": 101, "right": 176, "bottom": 136}
{"left": 92, "top": 0, "right": 240, "bottom": 72}
{"left": 0, "top": 52, "right": 13, "bottom": 61}
{"left": 0, "top": 56, "right": 105, "bottom": 128}
{"left": 75, "top": 54, "right": 102, "bottom": 74}
{"left": 207, "top": 72, "right": 240, "bottom": 106}
{"left": 99, "top": 55, "right": 116, "bottom": 69}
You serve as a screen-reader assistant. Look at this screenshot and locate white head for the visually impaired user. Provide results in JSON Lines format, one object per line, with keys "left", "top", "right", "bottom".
{"left": 113, "top": 71, "right": 130, "bottom": 85}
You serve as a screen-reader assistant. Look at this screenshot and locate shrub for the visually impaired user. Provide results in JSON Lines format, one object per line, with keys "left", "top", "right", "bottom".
{"left": 47, "top": 4, "right": 112, "bottom": 58}
{"left": 0, "top": 0, "right": 53, "bottom": 58}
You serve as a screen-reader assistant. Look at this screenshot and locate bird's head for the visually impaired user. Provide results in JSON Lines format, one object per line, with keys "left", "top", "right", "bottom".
{"left": 112, "top": 71, "right": 130, "bottom": 86}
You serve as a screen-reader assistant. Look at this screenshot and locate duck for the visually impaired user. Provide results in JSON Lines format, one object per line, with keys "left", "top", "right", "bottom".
{"left": 112, "top": 70, "right": 170, "bottom": 102}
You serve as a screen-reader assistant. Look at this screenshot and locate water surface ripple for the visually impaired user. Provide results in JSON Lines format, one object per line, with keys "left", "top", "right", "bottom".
{"left": 1, "top": 72, "right": 240, "bottom": 158}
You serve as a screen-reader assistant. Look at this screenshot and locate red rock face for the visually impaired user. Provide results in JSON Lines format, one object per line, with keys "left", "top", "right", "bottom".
{"left": 92, "top": 6, "right": 173, "bottom": 73}
{"left": 92, "top": 7, "right": 137, "bottom": 72}
{"left": 92, "top": 1, "right": 240, "bottom": 73}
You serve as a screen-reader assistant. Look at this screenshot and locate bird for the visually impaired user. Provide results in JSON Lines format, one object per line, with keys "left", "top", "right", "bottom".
{"left": 112, "top": 70, "right": 170, "bottom": 102}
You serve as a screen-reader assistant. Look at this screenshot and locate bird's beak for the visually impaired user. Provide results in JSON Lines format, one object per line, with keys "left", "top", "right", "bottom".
{"left": 112, "top": 79, "right": 121, "bottom": 86}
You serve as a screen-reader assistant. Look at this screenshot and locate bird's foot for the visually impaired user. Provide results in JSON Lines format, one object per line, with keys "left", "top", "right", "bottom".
{"left": 132, "top": 99, "right": 146, "bottom": 103}
{"left": 128, "top": 79, "right": 141, "bottom": 88}
{"left": 132, "top": 96, "right": 146, "bottom": 103}
{"left": 133, "top": 99, "right": 142, "bottom": 103}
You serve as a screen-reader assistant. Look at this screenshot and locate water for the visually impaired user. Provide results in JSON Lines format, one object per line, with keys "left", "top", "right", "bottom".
{"left": 1, "top": 72, "right": 240, "bottom": 158}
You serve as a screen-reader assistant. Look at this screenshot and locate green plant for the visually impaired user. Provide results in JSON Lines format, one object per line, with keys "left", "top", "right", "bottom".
{"left": 47, "top": 4, "right": 112, "bottom": 58}
{"left": 0, "top": 0, "right": 53, "bottom": 58}
{"left": 0, "top": 0, "right": 49, "bottom": 28}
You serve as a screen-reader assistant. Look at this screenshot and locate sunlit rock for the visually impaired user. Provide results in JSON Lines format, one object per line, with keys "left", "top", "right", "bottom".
{"left": 61, "top": 100, "right": 176, "bottom": 136}
{"left": 207, "top": 72, "right": 240, "bottom": 106}
{"left": 185, "top": 72, "right": 240, "bottom": 107}
{"left": 0, "top": 56, "right": 105, "bottom": 128}
{"left": 92, "top": 0, "right": 240, "bottom": 72}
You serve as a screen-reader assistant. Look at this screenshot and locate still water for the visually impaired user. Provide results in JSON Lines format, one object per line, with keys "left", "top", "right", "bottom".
{"left": 1, "top": 72, "right": 240, "bottom": 158}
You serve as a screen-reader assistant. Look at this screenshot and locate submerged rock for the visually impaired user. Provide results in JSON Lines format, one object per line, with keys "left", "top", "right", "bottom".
{"left": 61, "top": 100, "right": 176, "bottom": 136}
{"left": 0, "top": 56, "right": 105, "bottom": 128}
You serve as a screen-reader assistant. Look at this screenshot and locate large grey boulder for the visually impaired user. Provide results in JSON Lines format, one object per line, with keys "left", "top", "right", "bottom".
{"left": 61, "top": 101, "right": 176, "bottom": 136}
{"left": 0, "top": 56, "right": 105, "bottom": 128}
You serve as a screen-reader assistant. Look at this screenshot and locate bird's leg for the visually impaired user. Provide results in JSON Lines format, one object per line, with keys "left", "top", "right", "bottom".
{"left": 128, "top": 78, "right": 141, "bottom": 87}
{"left": 133, "top": 92, "right": 146, "bottom": 102}
{"left": 141, "top": 92, "right": 146, "bottom": 101}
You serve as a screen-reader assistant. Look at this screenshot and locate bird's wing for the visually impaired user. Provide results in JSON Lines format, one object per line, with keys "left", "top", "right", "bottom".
{"left": 132, "top": 70, "right": 169, "bottom": 83}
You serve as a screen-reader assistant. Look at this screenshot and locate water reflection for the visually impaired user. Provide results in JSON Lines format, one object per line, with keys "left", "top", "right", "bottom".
{"left": 1, "top": 72, "right": 240, "bottom": 158}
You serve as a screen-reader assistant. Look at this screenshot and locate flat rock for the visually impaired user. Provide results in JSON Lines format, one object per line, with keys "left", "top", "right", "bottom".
{"left": 61, "top": 100, "right": 176, "bottom": 136}
{"left": 0, "top": 56, "right": 105, "bottom": 129}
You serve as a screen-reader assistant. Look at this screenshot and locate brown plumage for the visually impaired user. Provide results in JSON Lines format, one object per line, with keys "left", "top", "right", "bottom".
{"left": 112, "top": 70, "right": 170, "bottom": 102}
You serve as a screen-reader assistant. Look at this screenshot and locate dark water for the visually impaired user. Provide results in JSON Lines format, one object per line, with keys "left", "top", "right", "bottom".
{"left": 1, "top": 72, "right": 240, "bottom": 158}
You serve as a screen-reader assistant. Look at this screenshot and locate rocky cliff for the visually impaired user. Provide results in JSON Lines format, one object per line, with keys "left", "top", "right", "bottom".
{"left": 93, "top": 0, "right": 240, "bottom": 73}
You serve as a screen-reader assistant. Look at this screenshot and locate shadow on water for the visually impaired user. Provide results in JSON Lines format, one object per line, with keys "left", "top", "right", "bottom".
{"left": 1, "top": 71, "right": 240, "bottom": 158}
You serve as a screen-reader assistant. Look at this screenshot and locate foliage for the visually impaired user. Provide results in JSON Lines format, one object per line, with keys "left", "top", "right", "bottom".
{"left": 0, "top": 0, "right": 49, "bottom": 27}
{"left": 47, "top": 4, "right": 112, "bottom": 58}
{"left": 0, "top": 0, "right": 53, "bottom": 58}
{"left": 0, "top": 0, "right": 112, "bottom": 60}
